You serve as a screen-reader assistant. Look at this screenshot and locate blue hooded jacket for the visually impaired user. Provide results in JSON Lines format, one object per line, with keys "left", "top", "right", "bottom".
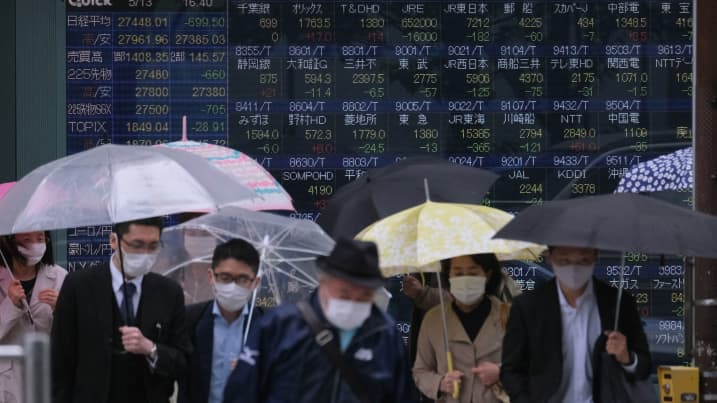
{"left": 223, "top": 290, "right": 415, "bottom": 403}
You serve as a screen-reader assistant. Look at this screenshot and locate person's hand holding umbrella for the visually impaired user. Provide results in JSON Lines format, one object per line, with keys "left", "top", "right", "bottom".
{"left": 604, "top": 330, "right": 631, "bottom": 365}
{"left": 119, "top": 326, "right": 156, "bottom": 356}
{"left": 439, "top": 370, "right": 464, "bottom": 395}
{"left": 7, "top": 279, "right": 26, "bottom": 308}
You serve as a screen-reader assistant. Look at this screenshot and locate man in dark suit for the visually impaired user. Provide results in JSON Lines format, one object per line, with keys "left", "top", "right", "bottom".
{"left": 179, "top": 238, "right": 261, "bottom": 403}
{"left": 52, "top": 217, "right": 191, "bottom": 403}
{"left": 501, "top": 246, "right": 652, "bottom": 403}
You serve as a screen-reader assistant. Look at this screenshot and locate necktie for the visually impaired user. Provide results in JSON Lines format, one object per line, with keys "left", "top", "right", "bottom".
{"left": 120, "top": 282, "right": 137, "bottom": 325}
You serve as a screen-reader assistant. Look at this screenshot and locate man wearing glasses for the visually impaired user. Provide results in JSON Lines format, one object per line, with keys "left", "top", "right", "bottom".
{"left": 179, "top": 238, "right": 261, "bottom": 403}
{"left": 52, "top": 217, "right": 191, "bottom": 403}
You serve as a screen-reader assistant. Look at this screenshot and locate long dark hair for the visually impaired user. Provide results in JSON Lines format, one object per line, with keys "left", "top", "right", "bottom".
{"left": 0, "top": 231, "right": 55, "bottom": 269}
{"left": 440, "top": 253, "right": 502, "bottom": 296}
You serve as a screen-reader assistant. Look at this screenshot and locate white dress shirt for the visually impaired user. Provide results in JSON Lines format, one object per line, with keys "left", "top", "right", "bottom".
{"left": 109, "top": 257, "right": 157, "bottom": 368}
{"left": 110, "top": 256, "right": 143, "bottom": 314}
{"left": 552, "top": 279, "right": 601, "bottom": 403}
{"left": 550, "top": 280, "right": 638, "bottom": 403}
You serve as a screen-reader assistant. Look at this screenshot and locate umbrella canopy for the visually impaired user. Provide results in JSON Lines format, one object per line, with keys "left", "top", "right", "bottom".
{"left": 616, "top": 147, "right": 692, "bottom": 193}
{"left": 493, "top": 192, "right": 717, "bottom": 258}
{"left": 0, "top": 144, "right": 256, "bottom": 235}
{"left": 157, "top": 140, "right": 294, "bottom": 211}
{"left": 154, "top": 206, "right": 335, "bottom": 305}
{"left": 355, "top": 201, "right": 545, "bottom": 276}
{"left": 317, "top": 157, "right": 499, "bottom": 238}
{"left": 0, "top": 182, "right": 15, "bottom": 199}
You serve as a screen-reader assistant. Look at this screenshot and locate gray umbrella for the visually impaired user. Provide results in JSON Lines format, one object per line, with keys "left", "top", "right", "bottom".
{"left": 493, "top": 192, "right": 717, "bottom": 331}
{"left": 493, "top": 193, "right": 717, "bottom": 259}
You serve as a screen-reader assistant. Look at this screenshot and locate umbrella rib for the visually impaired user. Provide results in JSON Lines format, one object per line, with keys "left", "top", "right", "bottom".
{"left": 263, "top": 248, "right": 319, "bottom": 286}
{"left": 260, "top": 263, "right": 318, "bottom": 287}
{"left": 263, "top": 256, "right": 317, "bottom": 263}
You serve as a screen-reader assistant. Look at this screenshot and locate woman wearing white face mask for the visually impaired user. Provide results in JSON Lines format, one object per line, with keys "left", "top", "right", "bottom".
{"left": 413, "top": 254, "right": 507, "bottom": 403}
{"left": 0, "top": 231, "right": 67, "bottom": 403}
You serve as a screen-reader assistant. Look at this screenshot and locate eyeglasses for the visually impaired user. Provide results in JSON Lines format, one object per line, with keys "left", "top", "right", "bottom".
{"left": 121, "top": 238, "right": 162, "bottom": 253}
{"left": 213, "top": 272, "right": 255, "bottom": 287}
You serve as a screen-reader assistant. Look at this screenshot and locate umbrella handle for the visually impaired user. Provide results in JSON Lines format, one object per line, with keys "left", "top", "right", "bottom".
{"left": 446, "top": 351, "right": 460, "bottom": 399}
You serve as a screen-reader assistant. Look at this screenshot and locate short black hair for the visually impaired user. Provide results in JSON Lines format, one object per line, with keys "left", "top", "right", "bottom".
{"left": 112, "top": 217, "right": 164, "bottom": 238}
{"left": 0, "top": 231, "right": 55, "bottom": 268}
{"left": 212, "top": 239, "right": 260, "bottom": 274}
{"left": 440, "top": 253, "right": 502, "bottom": 297}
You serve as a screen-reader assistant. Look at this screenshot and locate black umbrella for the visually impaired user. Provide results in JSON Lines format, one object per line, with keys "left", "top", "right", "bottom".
{"left": 493, "top": 192, "right": 717, "bottom": 329}
{"left": 317, "top": 157, "right": 499, "bottom": 238}
{"left": 493, "top": 192, "right": 717, "bottom": 259}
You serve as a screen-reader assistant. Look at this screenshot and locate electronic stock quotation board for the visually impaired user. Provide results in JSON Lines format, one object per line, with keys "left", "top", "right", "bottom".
{"left": 66, "top": 0, "right": 693, "bottom": 364}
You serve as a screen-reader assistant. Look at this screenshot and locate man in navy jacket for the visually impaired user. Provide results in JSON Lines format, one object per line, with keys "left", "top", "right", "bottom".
{"left": 180, "top": 239, "right": 262, "bottom": 403}
{"left": 223, "top": 238, "right": 414, "bottom": 403}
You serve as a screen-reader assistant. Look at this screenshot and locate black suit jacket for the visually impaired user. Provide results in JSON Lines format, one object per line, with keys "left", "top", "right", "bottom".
{"left": 51, "top": 264, "right": 191, "bottom": 403}
{"left": 179, "top": 300, "right": 262, "bottom": 403}
{"left": 500, "top": 278, "right": 651, "bottom": 403}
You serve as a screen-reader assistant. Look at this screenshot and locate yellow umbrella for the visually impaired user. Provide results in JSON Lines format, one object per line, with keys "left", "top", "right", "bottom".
{"left": 356, "top": 200, "right": 545, "bottom": 276}
{"left": 356, "top": 200, "right": 544, "bottom": 399}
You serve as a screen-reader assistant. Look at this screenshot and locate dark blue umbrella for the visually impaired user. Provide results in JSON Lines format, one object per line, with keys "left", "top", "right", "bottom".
{"left": 616, "top": 147, "right": 692, "bottom": 193}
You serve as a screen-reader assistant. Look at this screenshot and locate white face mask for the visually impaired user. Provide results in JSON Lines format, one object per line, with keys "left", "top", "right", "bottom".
{"left": 18, "top": 243, "right": 46, "bottom": 266}
{"left": 450, "top": 276, "right": 487, "bottom": 305}
{"left": 184, "top": 235, "right": 216, "bottom": 258}
{"left": 214, "top": 282, "right": 252, "bottom": 312}
{"left": 553, "top": 264, "right": 594, "bottom": 290}
{"left": 121, "top": 250, "right": 159, "bottom": 278}
{"left": 324, "top": 298, "right": 372, "bottom": 331}
{"left": 373, "top": 287, "right": 392, "bottom": 312}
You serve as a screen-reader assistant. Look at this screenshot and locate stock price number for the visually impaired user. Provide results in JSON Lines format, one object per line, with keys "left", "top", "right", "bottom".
{"left": 117, "top": 16, "right": 168, "bottom": 28}
{"left": 245, "top": 129, "right": 279, "bottom": 140}
{"left": 304, "top": 129, "right": 333, "bottom": 141}
{"left": 201, "top": 70, "right": 227, "bottom": 80}
{"left": 192, "top": 87, "right": 226, "bottom": 98}
{"left": 117, "top": 34, "right": 169, "bottom": 46}
{"left": 189, "top": 51, "right": 226, "bottom": 63}
{"left": 135, "top": 104, "right": 169, "bottom": 116}
{"left": 125, "top": 121, "right": 169, "bottom": 133}
{"left": 185, "top": 16, "right": 225, "bottom": 28}
{"left": 135, "top": 86, "right": 169, "bottom": 98}
{"left": 175, "top": 34, "right": 226, "bottom": 46}
{"left": 460, "top": 128, "right": 491, "bottom": 140}
{"left": 135, "top": 69, "right": 169, "bottom": 81}
{"left": 353, "top": 129, "right": 385, "bottom": 141}
{"left": 307, "top": 185, "right": 334, "bottom": 196}
{"left": 192, "top": 121, "right": 225, "bottom": 133}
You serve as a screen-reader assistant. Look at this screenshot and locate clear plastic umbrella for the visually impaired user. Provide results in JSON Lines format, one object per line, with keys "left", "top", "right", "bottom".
{"left": 0, "top": 144, "right": 258, "bottom": 235}
{"left": 153, "top": 206, "right": 335, "bottom": 341}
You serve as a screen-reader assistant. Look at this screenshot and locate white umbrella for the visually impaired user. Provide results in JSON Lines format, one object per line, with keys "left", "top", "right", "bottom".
{"left": 0, "top": 144, "right": 258, "bottom": 235}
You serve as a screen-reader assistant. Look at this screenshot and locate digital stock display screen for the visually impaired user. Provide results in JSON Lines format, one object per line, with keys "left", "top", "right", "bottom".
{"left": 66, "top": 0, "right": 693, "bottom": 365}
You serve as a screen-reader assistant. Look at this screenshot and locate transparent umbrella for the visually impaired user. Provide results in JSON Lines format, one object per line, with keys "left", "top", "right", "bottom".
{"left": 0, "top": 144, "right": 257, "bottom": 323}
{"left": 153, "top": 206, "right": 335, "bottom": 340}
{"left": 0, "top": 144, "right": 257, "bottom": 235}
